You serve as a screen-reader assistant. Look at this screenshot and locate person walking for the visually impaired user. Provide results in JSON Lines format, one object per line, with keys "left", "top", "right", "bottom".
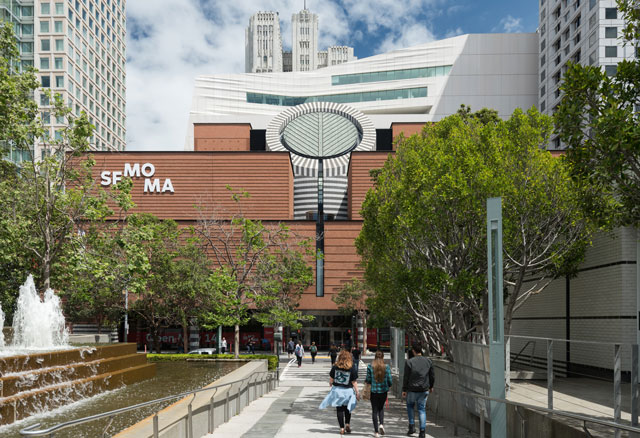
{"left": 351, "top": 345, "right": 361, "bottom": 375}
{"left": 294, "top": 340, "right": 305, "bottom": 367}
{"left": 319, "top": 349, "right": 359, "bottom": 435}
{"left": 287, "top": 338, "right": 295, "bottom": 359}
{"left": 330, "top": 343, "right": 338, "bottom": 366}
{"left": 221, "top": 337, "right": 227, "bottom": 354}
{"left": 366, "top": 351, "right": 393, "bottom": 437}
{"left": 310, "top": 341, "right": 318, "bottom": 363}
{"left": 402, "top": 341, "right": 434, "bottom": 437}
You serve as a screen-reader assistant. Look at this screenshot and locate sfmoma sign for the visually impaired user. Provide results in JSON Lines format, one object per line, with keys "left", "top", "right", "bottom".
{"left": 100, "top": 162, "right": 174, "bottom": 193}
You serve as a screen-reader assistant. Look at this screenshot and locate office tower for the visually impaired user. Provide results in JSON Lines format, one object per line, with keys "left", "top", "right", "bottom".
{"left": 291, "top": 6, "right": 318, "bottom": 71}
{"left": 538, "top": 0, "right": 636, "bottom": 148}
{"left": 245, "top": 11, "right": 283, "bottom": 73}
{"left": 1, "top": 0, "right": 127, "bottom": 159}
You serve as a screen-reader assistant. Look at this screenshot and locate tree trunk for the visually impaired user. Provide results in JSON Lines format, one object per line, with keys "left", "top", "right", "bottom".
{"left": 183, "top": 323, "right": 189, "bottom": 354}
{"left": 234, "top": 324, "right": 240, "bottom": 358}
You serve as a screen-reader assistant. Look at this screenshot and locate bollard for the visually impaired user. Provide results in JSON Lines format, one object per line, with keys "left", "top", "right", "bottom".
{"left": 209, "top": 396, "right": 215, "bottom": 433}
{"left": 187, "top": 403, "right": 193, "bottom": 438}
{"left": 632, "top": 344, "right": 639, "bottom": 437}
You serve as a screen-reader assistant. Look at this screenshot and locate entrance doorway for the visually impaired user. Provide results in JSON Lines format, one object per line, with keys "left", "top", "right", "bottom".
{"left": 309, "top": 330, "right": 330, "bottom": 351}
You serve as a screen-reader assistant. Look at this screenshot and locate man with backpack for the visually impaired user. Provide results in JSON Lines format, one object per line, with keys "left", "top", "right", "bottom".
{"left": 295, "top": 340, "right": 305, "bottom": 367}
{"left": 402, "top": 341, "right": 434, "bottom": 437}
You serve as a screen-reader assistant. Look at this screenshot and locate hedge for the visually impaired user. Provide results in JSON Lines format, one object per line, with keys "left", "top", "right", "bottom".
{"left": 147, "top": 353, "right": 279, "bottom": 371}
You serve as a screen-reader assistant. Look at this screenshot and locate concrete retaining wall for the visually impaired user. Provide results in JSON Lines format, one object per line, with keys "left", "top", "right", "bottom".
{"left": 115, "top": 360, "right": 275, "bottom": 438}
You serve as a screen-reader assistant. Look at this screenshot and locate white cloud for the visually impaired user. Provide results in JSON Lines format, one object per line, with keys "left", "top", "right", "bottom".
{"left": 497, "top": 15, "right": 523, "bottom": 33}
{"left": 377, "top": 23, "right": 437, "bottom": 54}
{"left": 125, "top": 0, "right": 449, "bottom": 151}
{"left": 444, "top": 27, "right": 464, "bottom": 39}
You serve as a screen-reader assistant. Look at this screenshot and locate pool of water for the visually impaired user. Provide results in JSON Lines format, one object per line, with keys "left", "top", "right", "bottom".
{"left": 2, "top": 360, "right": 242, "bottom": 438}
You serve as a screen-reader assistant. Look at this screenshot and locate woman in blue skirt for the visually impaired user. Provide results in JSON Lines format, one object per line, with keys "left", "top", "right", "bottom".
{"left": 320, "top": 349, "right": 360, "bottom": 435}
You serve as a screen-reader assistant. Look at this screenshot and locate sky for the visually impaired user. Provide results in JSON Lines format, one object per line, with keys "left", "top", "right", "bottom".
{"left": 125, "top": 0, "right": 539, "bottom": 151}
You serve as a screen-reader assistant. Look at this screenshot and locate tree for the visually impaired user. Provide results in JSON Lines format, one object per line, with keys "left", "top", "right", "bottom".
{"left": 252, "top": 242, "right": 314, "bottom": 332}
{"left": 0, "top": 22, "right": 39, "bottom": 157}
{"left": 194, "top": 188, "right": 315, "bottom": 357}
{"left": 357, "top": 107, "right": 592, "bottom": 358}
{"left": 164, "top": 240, "right": 218, "bottom": 354}
{"left": 554, "top": 0, "right": 640, "bottom": 227}
{"left": 333, "top": 278, "right": 370, "bottom": 352}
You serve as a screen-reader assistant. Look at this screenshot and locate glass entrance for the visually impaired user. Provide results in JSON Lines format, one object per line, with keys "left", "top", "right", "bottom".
{"left": 310, "top": 330, "right": 330, "bottom": 351}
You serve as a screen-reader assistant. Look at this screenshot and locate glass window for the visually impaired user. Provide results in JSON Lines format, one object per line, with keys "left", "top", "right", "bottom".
{"left": 40, "top": 57, "right": 50, "bottom": 69}
{"left": 22, "top": 6, "right": 34, "bottom": 16}
{"left": 55, "top": 130, "right": 63, "bottom": 141}
{"left": 589, "top": 0, "right": 596, "bottom": 9}
{"left": 54, "top": 21, "right": 63, "bottom": 32}
{"left": 55, "top": 39, "right": 64, "bottom": 51}
{"left": 605, "top": 46, "right": 617, "bottom": 57}
{"left": 40, "top": 94, "right": 50, "bottom": 106}
{"left": 605, "top": 65, "right": 617, "bottom": 76}
{"left": 41, "top": 3, "right": 50, "bottom": 14}
{"left": 589, "top": 31, "right": 597, "bottom": 47}
{"left": 55, "top": 2, "right": 64, "bottom": 14}
{"left": 605, "top": 27, "right": 617, "bottom": 38}
{"left": 41, "top": 76, "right": 51, "bottom": 87}
{"left": 55, "top": 76, "right": 64, "bottom": 87}
{"left": 605, "top": 8, "right": 617, "bottom": 19}
{"left": 41, "top": 39, "right": 51, "bottom": 51}
{"left": 54, "top": 57, "right": 63, "bottom": 69}
{"left": 21, "top": 42, "right": 34, "bottom": 53}
{"left": 40, "top": 21, "right": 50, "bottom": 33}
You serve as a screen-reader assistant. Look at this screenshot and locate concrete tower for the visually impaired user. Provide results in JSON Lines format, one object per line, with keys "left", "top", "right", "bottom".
{"left": 292, "top": 5, "right": 318, "bottom": 71}
{"left": 245, "top": 11, "right": 283, "bottom": 73}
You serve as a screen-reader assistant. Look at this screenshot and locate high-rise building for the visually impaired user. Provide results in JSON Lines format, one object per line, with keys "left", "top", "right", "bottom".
{"left": 245, "top": 5, "right": 356, "bottom": 73}
{"left": 291, "top": 7, "right": 318, "bottom": 71}
{"left": 1, "top": 0, "right": 127, "bottom": 159}
{"left": 245, "top": 11, "right": 283, "bottom": 73}
{"left": 538, "top": 0, "right": 636, "bottom": 149}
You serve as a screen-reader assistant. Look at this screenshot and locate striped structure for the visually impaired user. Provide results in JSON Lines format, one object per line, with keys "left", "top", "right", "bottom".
{"left": 266, "top": 103, "right": 375, "bottom": 219}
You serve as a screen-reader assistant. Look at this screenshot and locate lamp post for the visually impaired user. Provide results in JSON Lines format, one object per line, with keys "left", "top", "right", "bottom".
{"left": 487, "top": 197, "right": 506, "bottom": 438}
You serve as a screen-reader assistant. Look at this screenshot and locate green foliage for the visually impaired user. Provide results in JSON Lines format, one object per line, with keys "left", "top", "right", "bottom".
{"left": 0, "top": 22, "right": 40, "bottom": 156}
{"left": 147, "top": 353, "right": 279, "bottom": 370}
{"left": 554, "top": 0, "right": 640, "bottom": 227}
{"left": 194, "top": 191, "right": 315, "bottom": 357}
{"left": 357, "top": 107, "right": 592, "bottom": 357}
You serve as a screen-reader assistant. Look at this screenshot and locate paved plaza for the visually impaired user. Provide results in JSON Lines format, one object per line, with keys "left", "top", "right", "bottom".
{"left": 204, "top": 353, "right": 474, "bottom": 438}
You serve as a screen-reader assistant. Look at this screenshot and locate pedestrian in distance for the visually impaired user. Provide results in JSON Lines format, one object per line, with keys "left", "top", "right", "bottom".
{"left": 310, "top": 341, "right": 318, "bottom": 363}
{"left": 402, "top": 340, "right": 434, "bottom": 438}
{"left": 319, "top": 349, "right": 359, "bottom": 436}
{"left": 221, "top": 337, "right": 227, "bottom": 354}
{"left": 287, "top": 338, "right": 295, "bottom": 358}
{"left": 330, "top": 342, "right": 338, "bottom": 366}
{"left": 366, "top": 351, "right": 393, "bottom": 437}
{"left": 295, "top": 340, "right": 305, "bottom": 367}
{"left": 351, "top": 345, "right": 361, "bottom": 375}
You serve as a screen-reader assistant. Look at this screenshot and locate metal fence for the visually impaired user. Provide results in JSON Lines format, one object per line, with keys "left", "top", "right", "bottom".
{"left": 19, "top": 368, "right": 279, "bottom": 438}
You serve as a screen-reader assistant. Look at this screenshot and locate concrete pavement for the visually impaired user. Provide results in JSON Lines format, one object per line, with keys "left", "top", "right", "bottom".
{"left": 204, "top": 354, "right": 474, "bottom": 438}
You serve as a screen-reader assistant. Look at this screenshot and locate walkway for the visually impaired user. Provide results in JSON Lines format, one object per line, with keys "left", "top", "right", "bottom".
{"left": 204, "top": 354, "right": 474, "bottom": 438}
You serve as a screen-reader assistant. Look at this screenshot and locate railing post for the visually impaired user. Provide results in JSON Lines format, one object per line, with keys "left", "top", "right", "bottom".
{"left": 453, "top": 391, "right": 458, "bottom": 436}
{"left": 209, "top": 396, "right": 215, "bottom": 433}
{"left": 506, "top": 336, "right": 511, "bottom": 396}
{"left": 547, "top": 339, "right": 553, "bottom": 410}
{"left": 225, "top": 389, "right": 230, "bottom": 421}
{"left": 187, "top": 403, "right": 193, "bottom": 438}
{"left": 480, "top": 406, "right": 485, "bottom": 438}
{"left": 614, "top": 344, "right": 622, "bottom": 438}
{"left": 153, "top": 414, "right": 159, "bottom": 438}
{"left": 236, "top": 383, "right": 241, "bottom": 414}
{"left": 632, "top": 344, "right": 639, "bottom": 436}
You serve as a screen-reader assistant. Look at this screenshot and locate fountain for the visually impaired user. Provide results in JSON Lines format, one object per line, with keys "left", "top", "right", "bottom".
{"left": 0, "top": 276, "right": 156, "bottom": 426}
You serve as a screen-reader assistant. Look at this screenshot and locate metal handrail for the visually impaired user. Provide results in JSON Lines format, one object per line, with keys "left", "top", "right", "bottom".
{"left": 510, "top": 340, "right": 536, "bottom": 366}
{"left": 434, "top": 385, "right": 640, "bottom": 435}
{"left": 508, "top": 334, "right": 637, "bottom": 348}
{"left": 19, "top": 368, "right": 277, "bottom": 437}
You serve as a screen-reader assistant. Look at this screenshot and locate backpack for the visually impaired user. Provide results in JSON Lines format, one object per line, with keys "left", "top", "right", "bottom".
{"left": 295, "top": 344, "right": 302, "bottom": 356}
{"left": 310, "top": 345, "right": 317, "bottom": 354}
